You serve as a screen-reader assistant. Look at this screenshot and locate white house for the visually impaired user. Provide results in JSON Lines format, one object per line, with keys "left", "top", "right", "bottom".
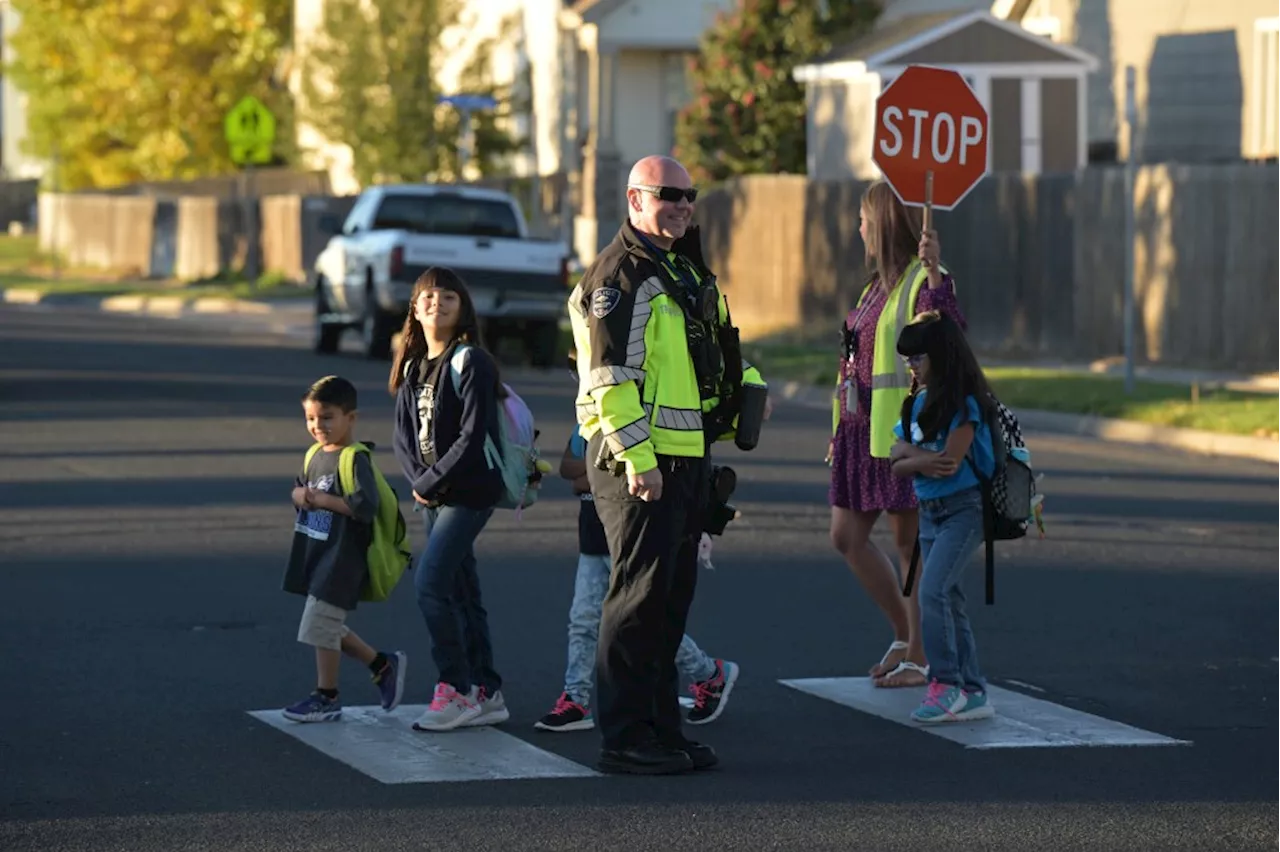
{"left": 996, "top": 0, "right": 1279, "bottom": 162}
{"left": 793, "top": 9, "right": 1097, "bottom": 181}
{"left": 0, "top": 2, "right": 44, "bottom": 180}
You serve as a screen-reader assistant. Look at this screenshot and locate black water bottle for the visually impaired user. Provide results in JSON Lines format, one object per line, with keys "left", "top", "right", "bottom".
{"left": 734, "top": 383, "right": 768, "bottom": 451}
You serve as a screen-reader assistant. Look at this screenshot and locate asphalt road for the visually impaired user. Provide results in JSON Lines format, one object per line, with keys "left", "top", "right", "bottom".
{"left": 1, "top": 304, "right": 1276, "bottom": 851}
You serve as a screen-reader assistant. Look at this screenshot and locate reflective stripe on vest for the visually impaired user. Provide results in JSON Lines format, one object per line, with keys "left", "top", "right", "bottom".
{"left": 572, "top": 286, "right": 706, "bottom": 462}
{"left": 866, "top": 261, "right": 930, "bottom": 459}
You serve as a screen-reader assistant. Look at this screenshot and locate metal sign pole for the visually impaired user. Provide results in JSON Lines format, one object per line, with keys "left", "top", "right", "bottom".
{"left": 459, "top": 108, "right": 472, "bottom": 178}
{"left": 1123, "top": 65, "right": 1137, "bottom": 395}
{"left": 246, "top": 163, "right": 259, "bottom": 287}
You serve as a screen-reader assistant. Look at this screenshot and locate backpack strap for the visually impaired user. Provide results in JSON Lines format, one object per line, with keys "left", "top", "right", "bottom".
{"left": 303, "top": 443, "right": 323, "bottom": 477}
{"left": 449, "top": 344, "right": 471, "bottom": 395}
{"left": 336, "top": 443, "right": 370, "bottom": 496}
{"left": 447, "top": 343, "right": 503, "bottom": 470}
{"left": 957, "top": 407, "right": 999, "bottom": 606}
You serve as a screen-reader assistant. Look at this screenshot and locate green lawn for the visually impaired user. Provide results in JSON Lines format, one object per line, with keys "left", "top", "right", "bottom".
{"left": 0, "top": 235, "right": 307, "bottom": 301}
{"left": 744, "top": 342, "right": 1277, "bottom": 438}
{"left": 0, "top": 234, "right": 39, "bottom": 270}
{"left": 3, "top": 275, "right": 309, "bottom": 301}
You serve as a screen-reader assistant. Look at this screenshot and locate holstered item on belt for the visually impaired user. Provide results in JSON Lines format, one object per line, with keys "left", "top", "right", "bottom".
{"left": 704, "top": 464, "right": 738, "bottom": 536}
{"left": 594, "top": 440, "right": 625, "bottom": 477}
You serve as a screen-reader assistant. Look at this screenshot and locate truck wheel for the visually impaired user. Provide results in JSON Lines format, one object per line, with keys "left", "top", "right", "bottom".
{"left": 360, "top": 296, "right": 395, "bottom": 361}
{"left": 526, "top": 321, "right": 560, "bottom": 368}
{"left": 313, "top": 281, "right": 342, "bottom": 355}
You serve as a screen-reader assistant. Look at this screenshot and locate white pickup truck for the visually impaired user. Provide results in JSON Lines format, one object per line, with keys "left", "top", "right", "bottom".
{"left": 311, "top": 184, "right": 569, "bottom": 364}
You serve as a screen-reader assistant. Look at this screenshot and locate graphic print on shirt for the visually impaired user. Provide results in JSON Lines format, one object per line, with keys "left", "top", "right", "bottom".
{"left": 294, "top": 473, "right": 336, "bottom": 541}
{"left": 416, "top": 380, "right": 436, "bottom": 462}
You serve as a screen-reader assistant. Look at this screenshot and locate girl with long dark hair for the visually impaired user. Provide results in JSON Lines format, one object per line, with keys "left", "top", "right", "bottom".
{"left": 890, "top": 310, "right": 997, "bottom": 724}
{"left": 390, "top": 267, "right": 508, "bottom": 732}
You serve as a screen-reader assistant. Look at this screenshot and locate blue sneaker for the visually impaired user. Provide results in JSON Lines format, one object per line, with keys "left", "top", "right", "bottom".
{"left": 283, "top": 692, "right": 342, "bottom": 723}
{"left": 958, "top": 688, "right": 995, "bottom": 720}
{"left": 911, "top": 680, "right": 968, "bottom": 724}
{"left": 373, "top": 651, "right": 407, "bottom": 711}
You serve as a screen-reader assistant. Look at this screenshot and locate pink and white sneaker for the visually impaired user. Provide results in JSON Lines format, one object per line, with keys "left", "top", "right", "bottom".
{"left": 412, "top": 682, "right": 481, "bottom": 731}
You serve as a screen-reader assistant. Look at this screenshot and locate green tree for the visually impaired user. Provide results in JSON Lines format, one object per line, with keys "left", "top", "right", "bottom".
{"left": 674, "top": 0, "right": 878, "bottom": 184}
{"left": 5, "top": 0, "right": 292, "bottom": 190}
{"left": 299, "top": 0, "right": 526, "bottom": 186}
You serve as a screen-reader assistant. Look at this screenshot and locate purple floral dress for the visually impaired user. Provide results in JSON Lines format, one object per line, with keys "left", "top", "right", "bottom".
{"left": 828, "top": 276, "right": 965, "bottom": 513}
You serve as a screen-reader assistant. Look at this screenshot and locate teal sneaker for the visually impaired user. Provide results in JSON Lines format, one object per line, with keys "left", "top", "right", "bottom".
{"left": 957, "top": 688, "right": 995, "bottom": 721}
{"left": 911, "top": 680, "right": 968, "bottom": 724}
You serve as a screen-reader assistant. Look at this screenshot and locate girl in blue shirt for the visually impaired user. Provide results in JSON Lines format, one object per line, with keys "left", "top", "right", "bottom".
{"left": 890, "top": 311, "right": 997, "bottom": 724}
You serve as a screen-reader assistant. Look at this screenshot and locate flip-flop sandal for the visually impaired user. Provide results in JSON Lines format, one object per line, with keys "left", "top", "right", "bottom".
{"left": 874, "top": 660, "right": 930, "bottom": 689}
{"left": 869, "top": 640, "right": 910, "bottom": 677}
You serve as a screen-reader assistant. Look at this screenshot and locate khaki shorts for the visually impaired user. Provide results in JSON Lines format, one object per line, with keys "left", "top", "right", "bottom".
{"left": 297, "top": 595, "right": 351, "bottom": 650}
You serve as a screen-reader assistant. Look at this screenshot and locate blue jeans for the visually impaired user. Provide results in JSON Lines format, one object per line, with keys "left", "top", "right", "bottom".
{"left": 563, "top": 553, "right": 717, "bottom": 706}
{"left": 414, "top": 505, "right": 499, "bottom": 695}
{"left": 917, "top": 487, "right": 987, "bottom": 693}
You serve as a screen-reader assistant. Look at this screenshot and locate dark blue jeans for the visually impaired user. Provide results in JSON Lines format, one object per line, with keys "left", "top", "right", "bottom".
{"left": 414, "top": 505, "right": 500, "bottom": 695}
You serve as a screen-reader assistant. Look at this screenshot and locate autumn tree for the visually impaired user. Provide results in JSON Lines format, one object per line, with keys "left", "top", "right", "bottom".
{"left": 4, "top": 0, "right": 292, "bottom": 190}
{"left": 674, "top": 0, "right": 878, "bottom": 184}
{"left": 299, "top": 0, "right": 526, "bottom": 186}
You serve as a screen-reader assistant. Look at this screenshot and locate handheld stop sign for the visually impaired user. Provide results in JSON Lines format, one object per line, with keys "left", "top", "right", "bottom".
{"left": 872, "top": 65, "right": 990, "bottom": 228}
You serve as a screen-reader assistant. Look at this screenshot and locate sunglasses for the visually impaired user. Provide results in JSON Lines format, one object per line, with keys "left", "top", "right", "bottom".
{"left": 629, "top": 184, "right": 698, "bottom": 203}
{"left": 902, "top": 354, "right": 926, "bottom": 366}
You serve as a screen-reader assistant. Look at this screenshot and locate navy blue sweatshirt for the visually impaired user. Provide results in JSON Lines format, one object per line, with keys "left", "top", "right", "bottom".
{"left": 393, "top": 344, "right": 504, "bottom": 510}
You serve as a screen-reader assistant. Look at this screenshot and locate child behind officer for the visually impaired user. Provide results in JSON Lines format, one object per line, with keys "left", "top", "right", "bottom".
{"left": 282, "top": 376, "right": 407, "bottom": 723}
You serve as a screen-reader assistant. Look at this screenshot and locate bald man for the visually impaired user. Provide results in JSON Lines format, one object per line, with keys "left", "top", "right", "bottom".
{"left": 566, "top": 155, "right": 767, "bottom": 775}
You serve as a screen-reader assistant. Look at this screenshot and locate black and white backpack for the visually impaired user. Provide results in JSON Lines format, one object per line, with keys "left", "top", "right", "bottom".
{"left": 983, "top": 395, "right": 1036, "bottom": 544}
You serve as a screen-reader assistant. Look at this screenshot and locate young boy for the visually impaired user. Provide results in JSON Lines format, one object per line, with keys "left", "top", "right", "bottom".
{"left": 534, "top": 422, "right": 740, "bottom": 732}
{"left": 282, "top": 375, "right": 407, "bottom": 723}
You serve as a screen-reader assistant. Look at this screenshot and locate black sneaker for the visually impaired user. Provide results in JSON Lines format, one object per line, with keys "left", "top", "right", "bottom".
{"left": 534, "top": 692, "right": 594, "bottom": 732}
{"left": 687, "top": 659, "right": 739, "bottom": 726}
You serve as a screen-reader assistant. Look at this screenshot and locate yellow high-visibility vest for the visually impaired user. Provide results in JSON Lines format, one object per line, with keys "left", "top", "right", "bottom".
{"left": 831, "top": 260, "right": 939, "bottom": 459}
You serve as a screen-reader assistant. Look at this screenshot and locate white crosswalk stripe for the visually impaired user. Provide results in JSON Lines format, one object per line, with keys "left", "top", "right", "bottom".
{"left": 779, "top": 677, "right": 1191, "bottom": 749}
{"left": 249, "top": 705, "right": 599, "bottom": 783}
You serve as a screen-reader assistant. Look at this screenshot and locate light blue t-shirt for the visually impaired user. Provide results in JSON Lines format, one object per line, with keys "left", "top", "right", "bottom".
{"left": 893, "top": 391, "right": 995, "bottom": 500}
{"left": 569, "top": 424, "right": 587, "bottom": 459}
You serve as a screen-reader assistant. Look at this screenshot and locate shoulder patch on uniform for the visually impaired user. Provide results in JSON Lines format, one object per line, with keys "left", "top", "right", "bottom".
{"left": 591, "top": 287, "right": 622, "bottom": 318}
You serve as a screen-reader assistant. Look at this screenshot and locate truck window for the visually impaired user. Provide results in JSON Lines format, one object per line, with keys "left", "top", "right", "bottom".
{"left": 370, "top": 194, "right": 521, "bottom": 238}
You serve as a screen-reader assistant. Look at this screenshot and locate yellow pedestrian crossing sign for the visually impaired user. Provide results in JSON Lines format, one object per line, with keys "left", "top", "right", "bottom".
{"left": 224, "top": 95, "right": 276, "bottom": 166}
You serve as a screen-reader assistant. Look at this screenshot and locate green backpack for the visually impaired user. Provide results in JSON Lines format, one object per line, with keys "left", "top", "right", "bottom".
{"left": 303, "top": 442, "right": 411, "bottom": 603}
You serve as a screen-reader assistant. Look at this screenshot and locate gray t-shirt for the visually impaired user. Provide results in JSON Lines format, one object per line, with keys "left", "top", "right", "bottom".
{"left": 283, "top": 446, "right": 380, "bottom": 611}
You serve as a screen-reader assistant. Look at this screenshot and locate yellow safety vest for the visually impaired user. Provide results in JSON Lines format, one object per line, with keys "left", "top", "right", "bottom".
{"left": 832, "top": 260, "right": 936, "bottom": 459}
{"left": 571, "top": 275, "right": 706, "bottom": 473}
{"left": 571, "top": 254, "right": 766, "bottom": 473}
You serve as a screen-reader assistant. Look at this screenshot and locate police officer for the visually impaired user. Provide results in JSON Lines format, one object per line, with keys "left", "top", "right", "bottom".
{"left": 568, "top": 155, "right": 766, "bottom": 774}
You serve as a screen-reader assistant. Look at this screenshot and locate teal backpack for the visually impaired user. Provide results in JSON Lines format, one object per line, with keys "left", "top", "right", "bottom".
{"left": 303, "top": 442, "right": 411, "bottom": 602}
{"left": 449, "top": 345, "right": 542, "bottom": 511}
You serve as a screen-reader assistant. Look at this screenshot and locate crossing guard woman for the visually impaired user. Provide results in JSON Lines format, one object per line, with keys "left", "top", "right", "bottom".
{"left": 568, "top": 154, "right": 766, "bottom": 776}
{"left": 828, "top": 180, "right": 966, "bottom": 689}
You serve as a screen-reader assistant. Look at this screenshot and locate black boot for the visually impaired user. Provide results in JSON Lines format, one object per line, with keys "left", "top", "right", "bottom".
{"left": 665, "top": 738, "right": 718, "bottom": 770}
{"left": 599, "top": 741, "right": 694, "bottom": 775}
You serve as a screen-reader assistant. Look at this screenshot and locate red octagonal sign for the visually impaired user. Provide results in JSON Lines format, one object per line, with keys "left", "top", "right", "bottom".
{"left": 873, "top": 65, "right": 990, "bottom": 210}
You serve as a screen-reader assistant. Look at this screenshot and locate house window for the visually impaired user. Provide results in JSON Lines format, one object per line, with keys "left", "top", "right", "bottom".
{"left": 1251, "top": 18, "right": 1279, "bottom": 159}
